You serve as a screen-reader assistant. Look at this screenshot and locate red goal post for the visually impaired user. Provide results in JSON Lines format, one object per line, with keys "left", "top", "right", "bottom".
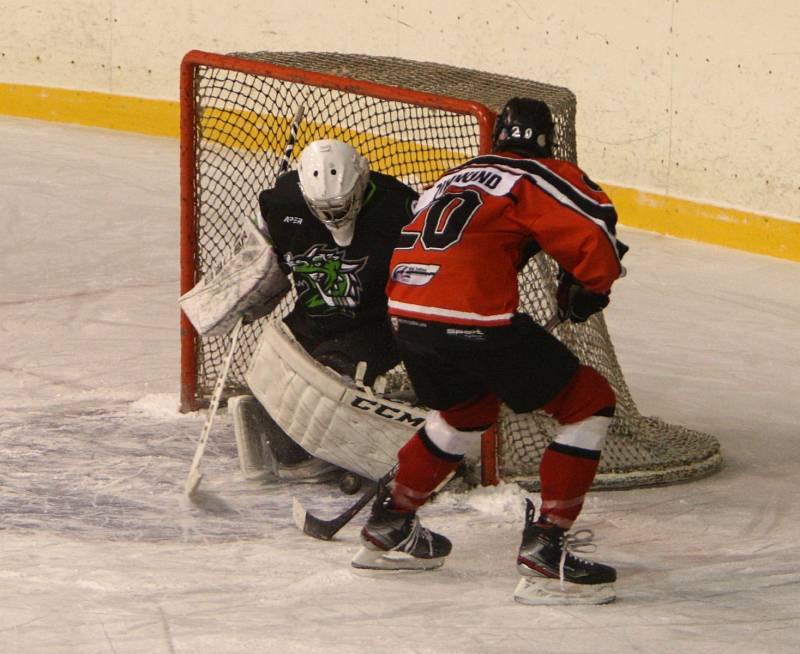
{"left": 180, "top": 49, "right": 721, "bottom": 489}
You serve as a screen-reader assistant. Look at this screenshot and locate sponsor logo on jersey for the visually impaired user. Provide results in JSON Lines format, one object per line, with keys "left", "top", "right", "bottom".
{"left": 389, "top": 316, "right": 428, "bottom": 332}
{"left": 283, "top": 215, "right": 304, "bottom": 225}
{"left": 286, "top": 244, "right": 367, "bottom": 316}
{"left": 390, "top": 263, "right": 440, "bottom": 286}
{"left": 445, "top": 327, "right": 486, "bottom": 341}
{"left": 350, "top": 395, "right": 425, "bottom": 427}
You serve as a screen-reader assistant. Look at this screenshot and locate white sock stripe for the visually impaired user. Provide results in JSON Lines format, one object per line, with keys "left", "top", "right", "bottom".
{"left": 392, "top": 495, "right": 420, "bottom": 512}
{"left": 391, "top": 482, "right": 431, "bottom": 511}
{"left": 540, "top": 495, "right": 586, "bottom": 510}
{"left": 392, "top": 481, "right": 431, "bottom": 500}
{"left": 424, "top": 411, "right": 482, "bottom": 456}
{"left": 553, "top": 415, "right": 611, "bottom": 451}
{"left": 543, "top": 513, "right": 575, "bottom": 529}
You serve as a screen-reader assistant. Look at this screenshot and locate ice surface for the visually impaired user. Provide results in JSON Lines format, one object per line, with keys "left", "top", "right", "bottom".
{"left": 1, "top": 117, "right": 799, "bottom": 653}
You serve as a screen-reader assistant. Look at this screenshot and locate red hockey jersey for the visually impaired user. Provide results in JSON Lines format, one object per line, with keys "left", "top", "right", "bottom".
{"left": 386, "top": 152, "right": 624, "bottom": 326}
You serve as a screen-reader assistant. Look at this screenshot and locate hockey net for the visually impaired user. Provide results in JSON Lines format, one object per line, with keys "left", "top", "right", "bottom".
{"left": 180, "top": 50, "right": 721, "bottom": 489}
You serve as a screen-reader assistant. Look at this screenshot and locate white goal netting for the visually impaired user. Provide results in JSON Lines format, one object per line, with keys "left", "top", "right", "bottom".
{"left": 181, "top": 50, "right": 722, "bottom": 488}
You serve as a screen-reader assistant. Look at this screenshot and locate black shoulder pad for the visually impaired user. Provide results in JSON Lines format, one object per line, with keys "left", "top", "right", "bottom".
{"left": 370, "top": 172, "right": 418, "bottom": 199}
{"left": 260, "top": 171, "right": 303, "bottom": 214}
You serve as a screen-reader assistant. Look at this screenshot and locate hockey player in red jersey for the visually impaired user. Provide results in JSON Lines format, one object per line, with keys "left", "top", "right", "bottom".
{"left": 351, "top": 98, "right": 628, "bottom": 606}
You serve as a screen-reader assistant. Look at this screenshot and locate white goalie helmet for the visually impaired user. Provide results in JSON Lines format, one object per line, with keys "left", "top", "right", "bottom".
{"left": 297, "top": 139, "right": 370, "bottom": 246}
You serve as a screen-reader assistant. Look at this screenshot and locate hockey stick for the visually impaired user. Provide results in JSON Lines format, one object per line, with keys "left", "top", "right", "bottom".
{"left": 279, "top": 106, "right": 303, "bottom": 175}
{"left": 293, "top": 313, "right": 566, "bottom": 539}
{"left": 185, "top": 104, "right": 306, "bottom": 498}
{"left": 293, "top": 464, "right": 398, "bottom": 541}
{"left": 542, "top": 313, "right": 562, "bottom": 333}
{"left": 185, "top": 316, "right": 245, "bottom": 496}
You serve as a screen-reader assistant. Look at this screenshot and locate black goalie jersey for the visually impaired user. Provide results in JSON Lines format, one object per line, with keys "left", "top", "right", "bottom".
{"left": 259, "top": 170, "right": 417, "bottom": 359}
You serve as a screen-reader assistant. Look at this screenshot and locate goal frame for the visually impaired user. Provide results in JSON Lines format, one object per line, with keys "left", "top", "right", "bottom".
{"left": 179, "top": 49, "right": 721, "bottom": 490}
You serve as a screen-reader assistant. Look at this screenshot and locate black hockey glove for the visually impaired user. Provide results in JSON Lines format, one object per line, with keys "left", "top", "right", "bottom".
{"left": 556, "top": 271, "right": 610, "bottom": 324}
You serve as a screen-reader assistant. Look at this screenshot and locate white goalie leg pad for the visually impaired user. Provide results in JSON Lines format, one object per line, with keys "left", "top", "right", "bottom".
{"left": 229, "top": 394, "right": 272, "bottom": 478}
{"left": 552, "top": 415, "right": 611, "bottom": 451}
{"left": 424, "top": 411, "right": 482, "bottom": 458}
{"left": 245, "top": 322, "right": 425, "bottom": 481}
{"left": 179, "top": 219, "right": 290, "bottom": 337}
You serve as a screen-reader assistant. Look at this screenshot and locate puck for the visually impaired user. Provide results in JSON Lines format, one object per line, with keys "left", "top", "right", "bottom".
{"left": 339, "top": 472, "right": 362, "bottom": 495}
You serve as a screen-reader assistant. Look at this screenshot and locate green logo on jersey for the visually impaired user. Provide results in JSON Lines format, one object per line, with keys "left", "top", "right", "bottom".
{"left": 287, "top": 245, "right": 367, "bottom": 316}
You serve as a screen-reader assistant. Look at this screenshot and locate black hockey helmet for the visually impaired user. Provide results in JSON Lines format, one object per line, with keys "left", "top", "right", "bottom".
{"left": 491, "top": 97, "right": 554, "bottom": 158}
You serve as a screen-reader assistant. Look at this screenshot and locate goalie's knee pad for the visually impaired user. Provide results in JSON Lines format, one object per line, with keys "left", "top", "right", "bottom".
{"left": 543, "top": 365, "right": 615, "bottom": 426}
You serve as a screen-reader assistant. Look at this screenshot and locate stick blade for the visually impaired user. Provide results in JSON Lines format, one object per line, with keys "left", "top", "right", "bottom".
{"left": 292, "top": 497, "right": 337, "bottom": 541}
{"left": 291, "top": 466, "right": 393, "bottom": 542}
{"left": 184, "top": 468, "right": 203, "bottom": 496}
{"left": 292, "top": 496, "right": 308, "bottom": 532}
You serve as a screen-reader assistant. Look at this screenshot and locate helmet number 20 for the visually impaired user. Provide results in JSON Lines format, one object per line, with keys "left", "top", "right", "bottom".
{"left": 511, "top": 126, "right": 534, "bottom": 139}
{"left": 397, "top": 190, "right": 483, "bottom": 251}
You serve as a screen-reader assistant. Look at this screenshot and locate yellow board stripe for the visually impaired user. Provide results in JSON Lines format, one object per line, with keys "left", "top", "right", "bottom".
{"left": 0, "top": 82, "right": 179, "bottom": 137}
{"left": 605, "top": 185, "right": 800, "bottom": 262}
{"left": 1, "top": 82, "right": 798, "bottom": 262}
{"left": 199, "top": 107, "right": 468, "bottom": 184}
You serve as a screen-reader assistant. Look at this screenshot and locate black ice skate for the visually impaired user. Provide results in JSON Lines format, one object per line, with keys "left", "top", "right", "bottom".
{"left": 514, "top": 499, "right": 616, "bottom": 605}
{"left": 351, "top": 487, "right": 451, "bottom": 571}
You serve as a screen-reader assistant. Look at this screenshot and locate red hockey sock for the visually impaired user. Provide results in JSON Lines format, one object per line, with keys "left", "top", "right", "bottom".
{"left": 538, "top": 443, "right": 600, "bottom": 529}
{"left": 392, "top": 430, "right": 462, "bottom": 513}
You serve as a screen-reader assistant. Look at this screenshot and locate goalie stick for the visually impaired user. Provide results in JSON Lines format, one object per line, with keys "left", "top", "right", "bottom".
{"left": 185, "top": 103, "right": 306, "bottom": 498}
{"left": 293, "top": 313, "right": 565, "bottom": 539}
{"left": 185, "top": 316, "right": 245, "bottom": 495}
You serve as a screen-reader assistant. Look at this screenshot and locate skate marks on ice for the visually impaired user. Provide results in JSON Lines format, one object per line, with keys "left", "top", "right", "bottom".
{"left": 0, "top": 395, "right": 322, "bottom": 543}
{"left": 586, "top": 483, "right": 800, "bottom": 623}
{"left": 3, "top": 400, "right": 800, "bottom": 653}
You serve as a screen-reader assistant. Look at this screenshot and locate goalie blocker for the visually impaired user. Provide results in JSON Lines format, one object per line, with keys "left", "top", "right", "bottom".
{"left": 244, "top": 321, "right": 431, "bottom": 482}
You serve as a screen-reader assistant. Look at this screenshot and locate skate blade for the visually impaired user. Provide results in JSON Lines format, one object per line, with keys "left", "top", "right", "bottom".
{"left": 351, "top": 546, "right": 445, "bottom": 571}
{"left": 513, "top": 576, "right": 616, "bottom": 606}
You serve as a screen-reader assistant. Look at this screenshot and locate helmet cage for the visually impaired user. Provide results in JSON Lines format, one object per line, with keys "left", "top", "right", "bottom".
{"left": 303, "top": 183, "right": 366, "bottom": 229}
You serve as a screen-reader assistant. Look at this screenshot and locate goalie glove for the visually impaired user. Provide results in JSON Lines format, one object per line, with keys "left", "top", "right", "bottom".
{"left": 179, "top": 219, "right": 290, "bottom": 337}
{"left": 556, "top": 270, "right": 610, "bottom": 324}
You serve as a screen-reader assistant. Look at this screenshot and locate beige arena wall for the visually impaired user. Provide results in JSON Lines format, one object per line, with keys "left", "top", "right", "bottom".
{"left": 1, "top": 0, "right": 798, "bottom": 261}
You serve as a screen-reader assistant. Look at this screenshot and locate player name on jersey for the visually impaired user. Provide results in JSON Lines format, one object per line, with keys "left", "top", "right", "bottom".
{"left": 422, "top": 165, "right": 519, "bottom": 208}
